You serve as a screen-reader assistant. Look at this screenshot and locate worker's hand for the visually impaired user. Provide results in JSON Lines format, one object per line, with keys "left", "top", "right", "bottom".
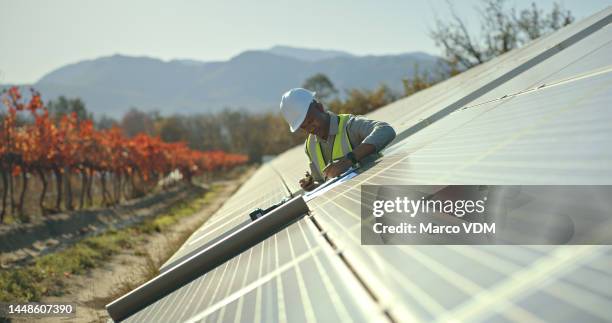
{"left": 299, "top": 171, "right": 316, "bottom": 191}
{"left": 323, "top": 158, "right": 352, "bottom": 180}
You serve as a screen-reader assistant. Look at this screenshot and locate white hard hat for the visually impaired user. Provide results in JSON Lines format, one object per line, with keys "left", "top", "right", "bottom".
{"left": 280, "top": 88, "right": 316, "bottom": 133}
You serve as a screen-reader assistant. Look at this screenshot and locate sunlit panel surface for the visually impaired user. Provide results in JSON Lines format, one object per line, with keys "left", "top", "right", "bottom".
{"left": 117, "top": 7, "right": 612, "bottom": 322}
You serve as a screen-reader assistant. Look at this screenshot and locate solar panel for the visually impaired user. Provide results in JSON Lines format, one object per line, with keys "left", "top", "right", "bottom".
{"left": 108, "top": 6, "right": 612, "bottom": 322}
{"left": 161, "top": 164, "right": 291, "bottom": 270}
{"left": 124, "top": 219, "right": 382, "bottom": 323}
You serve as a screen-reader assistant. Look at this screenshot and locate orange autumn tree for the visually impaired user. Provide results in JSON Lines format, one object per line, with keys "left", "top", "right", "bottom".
{"left": 1, "top": 87, "right": 45, "bottom": 220}
{"left": 0, "top": 87, "right": 249, "bottom": 223}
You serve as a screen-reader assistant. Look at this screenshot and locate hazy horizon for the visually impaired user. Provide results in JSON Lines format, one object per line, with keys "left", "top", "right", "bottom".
{"left": 1, "top": 0, "right": 610, "bottom": 84}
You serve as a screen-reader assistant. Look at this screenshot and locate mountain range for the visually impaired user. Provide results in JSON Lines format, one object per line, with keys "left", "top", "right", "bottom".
{"left": 4, "top": 46, "right": 441, "bottom": 118}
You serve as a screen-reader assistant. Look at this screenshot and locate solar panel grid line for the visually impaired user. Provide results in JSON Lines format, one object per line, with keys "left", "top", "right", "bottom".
{"left": 275, "top": 221, "right": 325, "bottom": 323}
{"left": 480, "top": 254, "right": 612, "bottom": 322}
{"left": 209, "top": 251, "right": 252, "bottom": 322}
{"left": 458, "top": 61, "right": 612, "bottom": 115}
{"left": 179, "top": 253, "right": 228, "bottom": 322}
{"left": 311, "top": 210, "right": 360, "bottom": 248}
{"left": 199, "top": 256, "right": 238, "bottom": 316}
{"left": 445, "top": 246, "right": 539, "bottom": 276}
{"left": 306, "top": 195, "right": 596, "bottom": 318}
{"left": 212, "top": 208, "right": 307, "bottom": 312}
{"left": 274, "top": 234, "right": 289, "bottom": 323}
{"left": 587, "top": 249, "right": 612, "bottom": 270}
{"left": 297, "top": 219, "right": 355, "bottom": 322}
{"left": 311, "top": 222, "right": 454, "bottom": 322}
{"left": 302, "top": 217, "right": 398, "bottom": 322}
{"left": 561, "top": 266, "right": 612, "bottom": 299}
{"left": 176, "top": 259, "right": 232, "bottom": 322}
{"left": 285, "top": 227, "right": 317, "bottom": 322}
{"left": 515, "top": 292, "right": 605, "bottom": 323}
{"left": 181, "top": 224, "right": 324, "bottom": 323}
{"left": 215, "top": 253, "right": 253, "bottom": 323}
{"left": 399, "top": 247, "right": 546, "bottom": 323}
{"left": 137, "top": 259, "right": 208, "bottom": 323}
{"left": 133, "top": 260, "right": 223, "bottom": 323}
{"left": 194, "top": 260, "right": 234, "bottom": 322}
{"left": 305, "top": 154, "right": 417, "bottom": 208}
{"left": 442, "top": 246, "right": 553, "bottom": 323}
{"left": 210, "top": 252, "right": 245, "bottom": 323}
{"left": 310, "top": 197, "right": 360, "bottom": 235}
{"left": 261, "top": 233, "right": 281, "bottom": 322}
{"left": 208, "top": 246, "right": 269, "bottom": 322}
{"left": 309, "top": 206, "right": 448, "bottom": 320}
{"left": 436, "top": 79, "right": 612, "bottom": 184}
{"left": 542, "top": 280, "right": 611, "bottom": 321}
{"left": 438, "top": 83, "right": 606, "bottom": 144}
{"left": 253, "top": 238, "right": 266, "bottom": 323}
{"left": 383, "top": 90, "right": 596, "bottom": 163}
{"left": 190, "top": 270, "right": 226, "bottom": 321}
{"left": 226, "top": 245, "right": 254, "bottom": 323}
{"left": 537, "top": 42, "right": 612, "bottom": 87}
{"left": 130, "top": 292, "right": 160, "bottom": 322}
{"left": 436, "top": 246, "right": 606, "bottom": 323}
{"left": 184, "top": 259, "right": 227, "bottom": 322}
{"left": 467, "top": 32, "right": 612, "bottom": 106}
{"left": 186, "top": 240, "right": 277, "bottom": 322}
{"left": 162, "top": 264, "right": 205, "bottom": 322}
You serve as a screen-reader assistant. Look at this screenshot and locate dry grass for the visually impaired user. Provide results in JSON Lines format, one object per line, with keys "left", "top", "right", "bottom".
{"left": 0, "top": 185, "right": 221, "bottom": 303}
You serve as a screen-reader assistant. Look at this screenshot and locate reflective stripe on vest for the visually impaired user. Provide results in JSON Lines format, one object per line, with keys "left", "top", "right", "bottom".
{"left": 306, "top": 114, "right": 353, "bottom": 179}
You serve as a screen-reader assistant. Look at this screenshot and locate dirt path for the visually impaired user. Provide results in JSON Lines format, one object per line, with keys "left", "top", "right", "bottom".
{"left": 18, "top": 166, "right": 257, "bottom": 323}
{"left": 0, "top": 183, "right": 203, "bottom": 269}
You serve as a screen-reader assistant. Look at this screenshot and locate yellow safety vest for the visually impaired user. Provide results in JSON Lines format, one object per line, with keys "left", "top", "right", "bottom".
{"left": 306, "top": 114, "right": 353, "bottom": 180}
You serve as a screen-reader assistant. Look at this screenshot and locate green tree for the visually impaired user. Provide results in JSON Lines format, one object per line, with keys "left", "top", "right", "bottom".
{"left": 95, "top": 115, "right": 118, "bottom": 130}
{"left": 47, "top": 96, "right": 92, "bottom": 121}
{"left": 403, "top": 64, "right": 436, "bottom": 97}
{"left": 159, "top": 116, "right": 188, "bottom": 142}
{"left": 302, "top": 73, "right": 338, "bottom": 103}
{"left": 329, "top": 85, "right": 397, "bottom": 115}
{"left": 120, "top": 107, "right": 155, "bottom": 137}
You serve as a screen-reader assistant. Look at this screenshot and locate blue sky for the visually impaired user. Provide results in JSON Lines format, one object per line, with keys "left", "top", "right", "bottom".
{"left": 1, "top": 0, "right": 610, "bottom": 83}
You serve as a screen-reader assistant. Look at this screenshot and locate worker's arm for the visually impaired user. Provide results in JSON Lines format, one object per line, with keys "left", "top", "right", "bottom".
{"left": 348, "top": 116, "right": 396, "bottom": 153}
{"left": 351, "top": 142, "right": 377, "bottom": 161}
{"left": 323, "top": 117, "right": 396, "bottom": 179}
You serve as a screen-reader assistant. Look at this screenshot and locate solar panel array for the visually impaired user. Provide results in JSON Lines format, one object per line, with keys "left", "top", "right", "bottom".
{"left": 119, "top": 7, "right": 612, "bottom": 322}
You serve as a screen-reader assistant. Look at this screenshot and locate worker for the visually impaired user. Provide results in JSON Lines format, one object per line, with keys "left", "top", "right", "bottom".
{"left": 280, "top": 88, "right": 396, "bottom": 192}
